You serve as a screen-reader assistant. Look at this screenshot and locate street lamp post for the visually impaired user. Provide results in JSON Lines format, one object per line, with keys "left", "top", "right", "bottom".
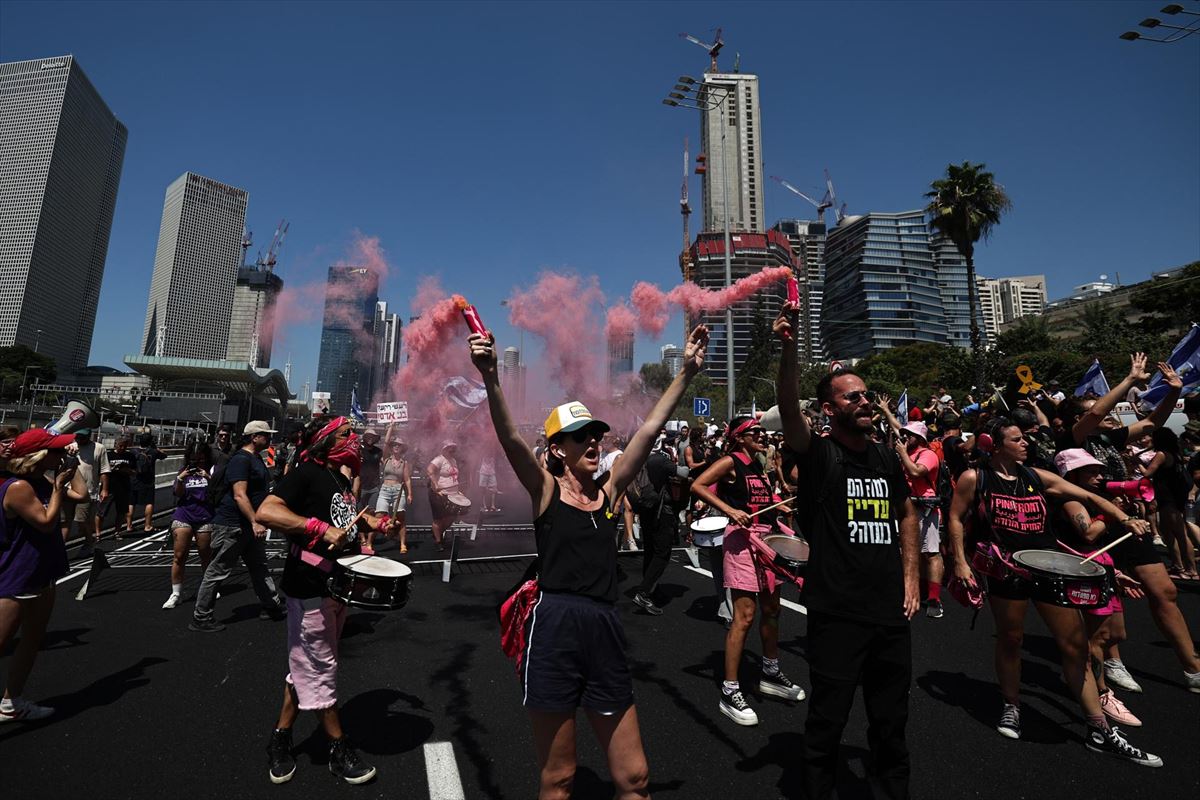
{"left": 34, "top": 329, "right": 43, "bottom": 353}
{"left": 664, "top": 75, "right": 736, "bottom": 420}
{"left": 1120, "top": 4, "right": 1200, "bottom": 41}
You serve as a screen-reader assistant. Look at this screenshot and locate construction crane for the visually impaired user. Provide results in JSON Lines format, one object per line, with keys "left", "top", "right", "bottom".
{"left": 680, "top": 27, "right": 723, "bottom": 72}
{"left": 770, "top": 175, "right": 832, "bottom": 225}
{"left": 824, "top": 169, "right": 848, "bottom": 224}
{"left": 240, "top": 226, "right": 253, "bottom": 267}
{"left": 257, "top": 219, "right": 290, "bottom": 271}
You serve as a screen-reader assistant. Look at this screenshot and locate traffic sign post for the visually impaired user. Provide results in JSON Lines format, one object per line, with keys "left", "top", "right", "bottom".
{"left": 693, "top": 397, "right": 711, "bottom": 417}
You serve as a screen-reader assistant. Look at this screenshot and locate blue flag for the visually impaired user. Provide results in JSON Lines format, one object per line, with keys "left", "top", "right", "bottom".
{"left": 897, "top": 389, "right": 909, "bottom": 425}
{"left": 1140, "top": 323, "right": 1200, "bottom": 409}
{"left": 349, "top": 388, "right": 366, "bottom": 424}
{"left": 1074, "top": 360, "right": 1110, "bottom": 398}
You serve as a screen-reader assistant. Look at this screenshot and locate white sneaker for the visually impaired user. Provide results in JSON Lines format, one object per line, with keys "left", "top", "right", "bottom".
{"left": 162, "top": 593, "right": 181, "bottom": 609}
{"left": 0, "top": 698, "right": 53, "bottom": 723}
{"left": 1103, "top": 659, "right": 1143, "bottom": 693}
{"left": 1185, "top": 670, "right": 1200, "bottom": 694}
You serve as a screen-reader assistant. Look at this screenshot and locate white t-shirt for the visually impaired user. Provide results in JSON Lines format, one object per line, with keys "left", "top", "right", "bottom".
{"left": 595, "top": 448, "right": 623, "bottom": 479}
{"left": 429, "top": 455, "right": 459, "bottom": 491}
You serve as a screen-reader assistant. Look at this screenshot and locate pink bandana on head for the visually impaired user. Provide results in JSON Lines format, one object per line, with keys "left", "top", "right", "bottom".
{"left": 300, "top": 415, "right": 351, "bottom": 465}
{"left": 729, "top": 418, "right": 759, "bottom": 438}
{"left": 327, "top": 432, "right": 362, "bottom": 476}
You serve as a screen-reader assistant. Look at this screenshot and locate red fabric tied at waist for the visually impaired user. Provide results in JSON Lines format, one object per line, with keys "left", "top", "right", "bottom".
{"left": 499, "top": 579, "right": 540, "bottom": 674}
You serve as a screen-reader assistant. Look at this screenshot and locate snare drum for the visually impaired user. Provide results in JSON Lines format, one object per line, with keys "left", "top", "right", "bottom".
{"left": 328, "top": 555, "right": 413, "bottom": 610}
{"left": 1011, "top": 550, "right": 1111, "bottom": 609}
{"left": 747, "top": 530, "right": 808, "bottom": 588}
{"left": 445, "top": 492, "right": 472, "bottom": 513}
{"left": 689, "top": 515, "right": 729, "bottom": 548}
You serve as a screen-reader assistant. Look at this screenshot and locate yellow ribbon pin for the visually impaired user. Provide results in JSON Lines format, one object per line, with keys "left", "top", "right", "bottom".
{"left": 1015, "top": 365, "right": 1042, "bottom": 395}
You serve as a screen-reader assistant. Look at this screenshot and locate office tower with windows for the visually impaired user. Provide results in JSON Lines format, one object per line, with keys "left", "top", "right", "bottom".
{"left": 931, "top": 233, "right": 971, "bottom": 349}
{"left": 660, "top": 344, "right": 685, "bottom": 375}
{"left": 316, "top": 266, "right": 379, "bottom": 413}
{"left": 501, "top": 346, "right": 526, "bottom": 417}
{"left": 226, "top": 263, "right": 283, "bottom": 368}
{"left": 687, "top": 230, "right": 798, "bottom": 385}
{"left": 142, "top": 172, "right": 248, "bottom": 360}
{"left": 771, "top": 219, "right": 827, "bottom": 362}
{"left": 700, "top": 72, "right": 764, "bottom": 233}
{"left": 822, "top": 212, "right": 949, "bottom": 359}
{"left": 978, "top": 275, "right": 1048, "bottom": 340}
{"left": 372, "top": 300, "right": 401, "bottom": 402}
{"left": 607, "top": 330, "right": 634, "bottom": 385}
{"left": 0, "top": 54, "right": 127, "bottom": 370}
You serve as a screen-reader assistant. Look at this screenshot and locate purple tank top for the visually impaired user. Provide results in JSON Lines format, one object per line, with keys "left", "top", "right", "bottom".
{"left": 173, "top": 471, "right": 213, "bottom": 526}
{"left": 0, "top": 477, "right": 69, "bottom": 597}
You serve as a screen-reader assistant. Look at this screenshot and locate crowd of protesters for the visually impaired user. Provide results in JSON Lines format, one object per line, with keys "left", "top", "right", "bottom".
{"left": 3, "top": 312, "right": 1200, "bottom": 792}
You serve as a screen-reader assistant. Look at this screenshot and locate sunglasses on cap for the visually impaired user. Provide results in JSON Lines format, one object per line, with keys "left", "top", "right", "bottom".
{"left": 841, "top": 390, "right": 877, "bottom": 404}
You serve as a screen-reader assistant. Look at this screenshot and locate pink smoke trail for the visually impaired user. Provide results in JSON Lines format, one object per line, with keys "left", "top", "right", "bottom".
{"left": 626, "top": 266, "right": 794, "bottom": 337}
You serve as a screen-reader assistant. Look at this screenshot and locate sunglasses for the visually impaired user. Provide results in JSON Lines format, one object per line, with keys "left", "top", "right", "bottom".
{"left": 567, "top": 425, "right": 604, "bottom": 443}
{"left": 741, "top": 428, "right": 766, "bottom": 439}
{"left": 841, "top": 390, "right": 877, "bottom": 404}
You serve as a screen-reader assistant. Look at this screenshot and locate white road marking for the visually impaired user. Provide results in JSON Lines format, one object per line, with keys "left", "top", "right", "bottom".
{"left": 57, "top": 530, "right": 170, "bottom": 585}
{"left": 683, "top": 564, "right": 808, "bottom": 615}
{"left": 424, "top": 741, "right": 466, "bottom": 800}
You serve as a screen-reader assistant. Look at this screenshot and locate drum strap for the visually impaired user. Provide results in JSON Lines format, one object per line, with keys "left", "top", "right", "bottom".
{"left": 290, "top": 544, "right": 334, "bottom": 573}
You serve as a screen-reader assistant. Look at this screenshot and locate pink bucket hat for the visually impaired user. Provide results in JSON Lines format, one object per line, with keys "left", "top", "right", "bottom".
{"left": 1054, "top": 448, "right": 1103, "bottom": 476}
{"left": 900, "top": 421, "right": 929, "bottom": 442}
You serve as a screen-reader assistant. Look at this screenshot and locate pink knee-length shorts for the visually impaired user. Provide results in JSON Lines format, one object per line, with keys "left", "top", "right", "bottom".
{"left": 723, "top": 526, "right": 778, "bottom": 594}
{"left": 285, "top": 595, "right": 348, "bottom": 710}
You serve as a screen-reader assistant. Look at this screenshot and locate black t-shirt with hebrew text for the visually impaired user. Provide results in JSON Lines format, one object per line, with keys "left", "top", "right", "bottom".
{"left": 794, "top": 436, "right": 909, "bottom": 626}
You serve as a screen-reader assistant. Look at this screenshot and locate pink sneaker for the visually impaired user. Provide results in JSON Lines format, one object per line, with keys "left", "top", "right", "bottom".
{"left": 1100, "top": 689, "right": 1142, "bottom": 727}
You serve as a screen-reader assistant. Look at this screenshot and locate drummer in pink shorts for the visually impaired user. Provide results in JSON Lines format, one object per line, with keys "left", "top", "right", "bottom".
{"left": 1053, "top": 449, "right": 1144, "bottom": 728}
{"left": 692, "top": 415, "right": 806, "bottom": 727}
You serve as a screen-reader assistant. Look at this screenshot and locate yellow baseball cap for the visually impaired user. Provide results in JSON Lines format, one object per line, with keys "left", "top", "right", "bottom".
{"left": 543, "top": 401, "right": 610, "bottom": 440}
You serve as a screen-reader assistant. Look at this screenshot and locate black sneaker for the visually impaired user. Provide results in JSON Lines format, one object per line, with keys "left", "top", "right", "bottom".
{"left": 997, "top": 703, "right": 1020, "bottom": 739}
{"left": 188, "top": 618, "right": 226, "bottom": 633}
{"left": 758, "top": 670, "right": 806, "bottom": 701}
{"left": 329, "top": 738, "right": 377, "bottom": 784}
{"left": 926, "top": 599, "right": 944, "bottom": 619}
{"left": 1085, "top": 725, "right": 1163, "bottom": 768}
{"left": 719, "top": 689, "right": 759, "bottom": 726}
{"left": 259, "top": 604, "right": 286, "bottom": 621}
{"left": 633, "top": 592, "right": 664, "bottom": 616}
{"left": 267, "top": 728, "right": 296, "bottom": 784}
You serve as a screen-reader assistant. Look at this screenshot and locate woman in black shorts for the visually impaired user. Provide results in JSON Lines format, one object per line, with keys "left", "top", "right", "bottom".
{"left": 947, "top": 418, "right": 1163, "bottom": 766}
{"left": 470, "top": 324, "right": 707, "bottom": 800}
{"left": 1143, "top": 427, "right": 1197, "bottom": 580}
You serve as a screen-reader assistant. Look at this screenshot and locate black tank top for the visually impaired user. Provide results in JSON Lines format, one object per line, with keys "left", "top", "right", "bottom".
{"left": 717, "top": 452, "right": 774, "bottom": 515}
{"left": 534, "top": 482, "right": 619, "bottom": 603}
{"left": 973, "top": 466, "right": 1055, "bottom": 552}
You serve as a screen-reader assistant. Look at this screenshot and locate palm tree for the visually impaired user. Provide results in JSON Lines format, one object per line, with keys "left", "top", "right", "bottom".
{"left": 926, "top": 161, "right": 1012, "bottom": 395}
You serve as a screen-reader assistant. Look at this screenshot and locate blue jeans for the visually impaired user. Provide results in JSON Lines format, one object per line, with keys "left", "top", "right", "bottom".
{"left": 193, "top": 522, "right": 280, "bottom": 622}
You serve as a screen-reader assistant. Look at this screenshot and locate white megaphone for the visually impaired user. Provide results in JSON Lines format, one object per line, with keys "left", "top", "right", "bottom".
{"left": 46, "top": 400, "right": 100, "bottom": 435}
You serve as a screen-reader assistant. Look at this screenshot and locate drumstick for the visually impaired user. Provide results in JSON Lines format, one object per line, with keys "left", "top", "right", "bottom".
{"left": 1079, "top": 531, "right": 1134, "bottom": 565}
{"left": 748, "top": 497, "right": 794, "bottom": 518}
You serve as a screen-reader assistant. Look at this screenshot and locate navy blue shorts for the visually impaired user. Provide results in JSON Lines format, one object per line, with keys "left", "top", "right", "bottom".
{"left": 521, "top": 591, "right": 633, "bottom": 713}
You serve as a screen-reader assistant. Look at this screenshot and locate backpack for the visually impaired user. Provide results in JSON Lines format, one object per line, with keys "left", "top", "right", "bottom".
{"left": 935, "top": 454, "right": 955, "bottom": 521}
{"left": 206, "top": 450, "right": 249, "bottom": 512}
{"left": 626, "top": 452, "right": 668, "bottom": 515}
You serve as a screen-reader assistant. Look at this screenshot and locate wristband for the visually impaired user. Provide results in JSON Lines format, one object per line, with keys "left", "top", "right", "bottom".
{"left": 375, "top": 513, "right": 392, "bottom": 530}
{"left": 305, "top": 517, "right": 330, "bottom": 548}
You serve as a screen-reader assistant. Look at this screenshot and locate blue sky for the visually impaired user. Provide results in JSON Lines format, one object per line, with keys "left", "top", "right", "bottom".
{"left": 3, "top": 0, "right": 1198, "bottom": 392}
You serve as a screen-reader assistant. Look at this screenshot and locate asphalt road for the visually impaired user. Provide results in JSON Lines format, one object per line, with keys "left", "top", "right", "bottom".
{"left": 6, "top": 478, "right": 1199, "bottom": 799}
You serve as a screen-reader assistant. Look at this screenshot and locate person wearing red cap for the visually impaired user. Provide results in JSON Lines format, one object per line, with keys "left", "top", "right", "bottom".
{"left": 0, "top": 428, "right": 83, "bottom": 722}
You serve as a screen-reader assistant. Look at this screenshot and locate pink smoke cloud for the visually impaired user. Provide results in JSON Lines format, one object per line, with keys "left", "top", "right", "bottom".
{"left": 624, "top": 266, "right": 794, "bottom": 337}
{"left": 506, "top": 271, "right": 608, "bottom": 400}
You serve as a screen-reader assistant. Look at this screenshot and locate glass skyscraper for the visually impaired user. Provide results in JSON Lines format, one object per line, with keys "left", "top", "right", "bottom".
{"left": 0, "top": 54, "right": 127, "bottom": 370}
{"left": 316, "top": 266, "right": 379, "bottom": 413}
{"left": 822, "top": 211, "right": 949, "bottom": 359}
